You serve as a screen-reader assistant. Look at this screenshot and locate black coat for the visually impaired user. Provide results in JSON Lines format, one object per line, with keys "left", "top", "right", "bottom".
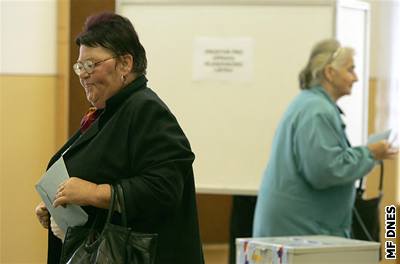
{"left": 46, "top": 75, "right": 204, "bottom": 264}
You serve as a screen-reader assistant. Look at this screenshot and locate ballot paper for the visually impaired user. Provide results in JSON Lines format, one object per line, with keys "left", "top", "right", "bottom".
{"left": 367, "top": 129, "right": 397, "bottom": 145}
{"left": 388, "top": 129, "right": 399, "bottom": 148}
{"left": 35, "top": 157, "right": 88, "bottom": 233}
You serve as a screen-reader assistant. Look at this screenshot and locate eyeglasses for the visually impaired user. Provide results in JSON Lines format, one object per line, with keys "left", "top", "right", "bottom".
{"left": 73, "top": 56, "right": 115, "bottom": 75}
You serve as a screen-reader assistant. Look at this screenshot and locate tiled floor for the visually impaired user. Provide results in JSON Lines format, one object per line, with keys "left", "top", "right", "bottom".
{"left": 203, "top": 243, "right": 229, "bottom": 264}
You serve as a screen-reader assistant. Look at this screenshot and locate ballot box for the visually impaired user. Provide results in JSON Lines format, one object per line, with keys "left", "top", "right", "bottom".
{"left": 236, "top": 235, "right": 380, "bottom": 264}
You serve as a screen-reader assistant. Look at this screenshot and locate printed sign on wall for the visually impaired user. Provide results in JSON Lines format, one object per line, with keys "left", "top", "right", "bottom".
{"left": 192, "top": 37, "right": 254, "bottom": 82}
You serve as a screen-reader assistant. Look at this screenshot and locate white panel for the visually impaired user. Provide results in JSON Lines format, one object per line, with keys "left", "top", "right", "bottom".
{"left": 0, "top": 0, "right": 56, "bottom": 74}
{"left": 336, "top": 1, "right": 370, "bottom": 146}
{"left": 119, "top": 4, "right": 334, "bottom": 194}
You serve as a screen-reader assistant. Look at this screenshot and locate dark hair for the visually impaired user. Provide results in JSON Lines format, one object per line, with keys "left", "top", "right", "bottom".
{"left": 76, "top": 12, "right": 147, "bottom": 75}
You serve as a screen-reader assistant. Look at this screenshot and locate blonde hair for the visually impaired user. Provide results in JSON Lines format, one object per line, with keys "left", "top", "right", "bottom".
{"left": 299, "top": 39, "right": 355, "bottom": 89}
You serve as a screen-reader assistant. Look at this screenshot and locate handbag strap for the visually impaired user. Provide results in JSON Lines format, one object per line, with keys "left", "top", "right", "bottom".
{"left": 103, "top": 185, "right": 117, "bottom": 226}
{"left": 356, "top": 160, "right": 384, "bottom": 197}
{"left": 102, "top": 184, "right": 128, "bottom": 226}
{"left": 94, "top": 184, "right": 127, "bottom": 238}
{"left": 83, "top": 184, "right": 129, "bottom": 245}
{"left": 115, "top": 183, "right": 128, "bottom": 227}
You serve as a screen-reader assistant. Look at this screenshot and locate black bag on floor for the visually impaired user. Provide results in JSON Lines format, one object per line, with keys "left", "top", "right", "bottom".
{"left": 60, "top": 184, "right": 158, "bottom": 264}
{"left": 352, "top": 162, "right": 383, "bottom": 242}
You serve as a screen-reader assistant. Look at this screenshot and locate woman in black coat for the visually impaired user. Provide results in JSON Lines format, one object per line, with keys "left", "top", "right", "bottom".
{"left": 35, "top": 12, "right": 204, "bottom": 264}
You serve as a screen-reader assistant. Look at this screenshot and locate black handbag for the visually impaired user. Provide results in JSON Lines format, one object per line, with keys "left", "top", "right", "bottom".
{"left": 59, "top": 184, "right": 158, "bottom": 264}
{"left": 352, "top": 161, "right": 383, "bottom": 242}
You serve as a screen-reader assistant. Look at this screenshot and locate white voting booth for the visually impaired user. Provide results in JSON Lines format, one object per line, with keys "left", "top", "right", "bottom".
{"left": 236, "top": 236, "right": 380, "bottom": 264}
{"left": 117, "top": 0, "right": 370, "bottom": 195}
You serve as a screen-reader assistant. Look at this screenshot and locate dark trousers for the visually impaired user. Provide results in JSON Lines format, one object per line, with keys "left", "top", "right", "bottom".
{"left": 228, "top": 195, "right": 257, "bottom": 264}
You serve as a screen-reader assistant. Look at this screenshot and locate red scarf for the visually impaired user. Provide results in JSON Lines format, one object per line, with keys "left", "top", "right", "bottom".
{"left": 80, "top": 107, "right": 102, "bottom": 133}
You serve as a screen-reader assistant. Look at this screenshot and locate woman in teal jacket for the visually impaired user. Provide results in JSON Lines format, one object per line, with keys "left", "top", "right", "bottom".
{"left": 253, "top": 39, "right": 397, "bottom": 238}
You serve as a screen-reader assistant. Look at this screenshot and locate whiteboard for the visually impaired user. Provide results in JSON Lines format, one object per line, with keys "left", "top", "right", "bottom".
{"left": 118, "top": 1, "right": 369, "bottom": 195}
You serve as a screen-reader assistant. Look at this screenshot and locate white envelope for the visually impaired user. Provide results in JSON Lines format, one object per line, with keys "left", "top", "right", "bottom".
{"left": 35, "top": 157, "right": 88, "bottom": 233}
{"left": 367, "top": 129, "right": 392, "bottom": 144}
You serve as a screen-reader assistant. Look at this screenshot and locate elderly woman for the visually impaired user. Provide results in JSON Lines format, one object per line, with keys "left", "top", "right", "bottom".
{"left": 253, "top": 39, "right": 397, "bottom": 238}
{"left": 35, "top": 12, "right": 204, "bottom": 264}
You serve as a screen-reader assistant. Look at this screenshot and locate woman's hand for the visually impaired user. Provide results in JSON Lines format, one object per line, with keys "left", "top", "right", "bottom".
{"left": 368, "top": 140, "right": 398, "bottom": 160}
{"left": 35, "top": 201, "right": 49, "bottom": 229}
{"left": 53, "top": 177, "right": 97, "bottom": 207}
{"left": 50, "top": 216, "right": 65, "bottom": 241}
{"left": 53, "top": 177, "right": 111, "bottom": 209}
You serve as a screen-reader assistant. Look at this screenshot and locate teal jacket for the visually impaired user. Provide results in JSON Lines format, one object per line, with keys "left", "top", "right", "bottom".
{"left": 253, "top": 86, "right": 376, "bottom": 238}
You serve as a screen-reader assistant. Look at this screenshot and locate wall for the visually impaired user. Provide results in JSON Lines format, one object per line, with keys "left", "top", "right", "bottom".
{"left": 0, "top": 1, "right": 57, "bottom": 263}
{"left": 56, "top": 0, "right": 70, "bottom": 148}
{"left": 0, "top": 76, "right": 55, "bottom": 263}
